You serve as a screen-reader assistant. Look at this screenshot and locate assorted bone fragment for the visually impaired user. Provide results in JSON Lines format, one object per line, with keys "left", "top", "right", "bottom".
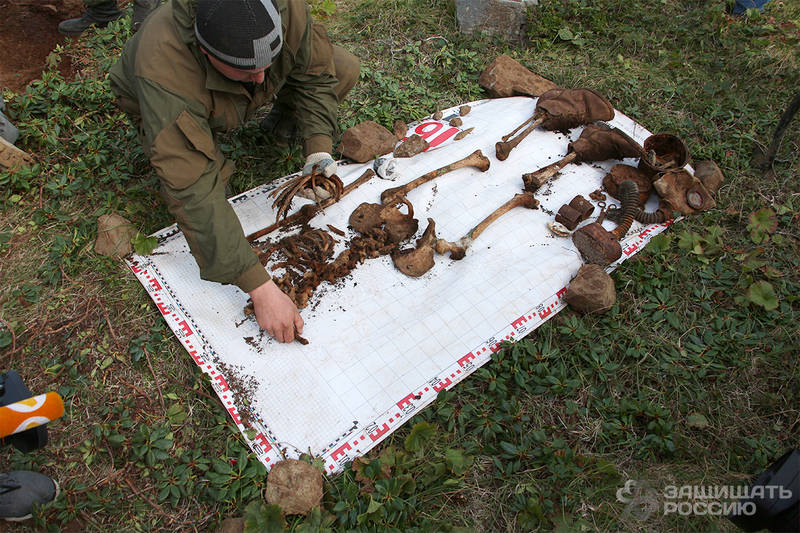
{"left": 522, "top": 124, "right": 643, "bottom": 192}
{"left": 393, "top": 134, "right": 429, "bottom": 158}
{"left": 349, "top": 199, "right": 418, "bottom": 243}
{"left": 247, "top": 169, "right": 375, "bottom": 242}
{"left": 245, "top": 63, "right": 725, "bottom": 317}
{"left": 392, "top": 219, "right": 437, "bottom": 277}
{"left": 268, "top": 169, "right": 343, "bottom": 222}
{"left": 454, "top": 127, "right": 474, "bottom": 141}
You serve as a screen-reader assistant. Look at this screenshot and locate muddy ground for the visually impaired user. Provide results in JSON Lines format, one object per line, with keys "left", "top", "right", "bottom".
{"left": 0, "top": 0, "right": 85, "bottom": 93}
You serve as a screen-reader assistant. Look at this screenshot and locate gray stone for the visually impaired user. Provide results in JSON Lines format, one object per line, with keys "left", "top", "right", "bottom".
{"left": 564, "top": 264, "right": 616, "bottom": 314}
{"left": 455, "top": 0, "right": 538, "bottom": 41}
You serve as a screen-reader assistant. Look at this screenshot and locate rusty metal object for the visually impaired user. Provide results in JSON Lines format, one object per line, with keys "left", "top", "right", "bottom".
{"left": 392, "top": 219, "right": 437, "bottom": 277}
{"left": 247, "top": 169, "right": 375, "bottom": 242}
{"left": 652, "top": 168, "right": 716, "bottom": 215}
{"left": 496, "top": 88, "right": 615, "bottom": 161}
{"left": 555, "top": 204, "right": 582, "bottom": 230}
{"left": 572, "top": 180, "right": 639, "bottom": 265}
{"left": 435, "top": 192, "right": 539, "bottom": 260}
{"left": 637, "top": 133, "right": 690, "bottom": 178}
{"left": 568, "top": 195, "right": 594, "bottom": 220}
{"left": 380, "top": 150, "right": 490, "bottom": 205}
{"left": 589, "top": 189, "right": 606, "bottom": 202}
{"left": 607, "top": 205, "right": 669, "bottom": 225}
{"left": 602, "top": 164, "right": 652, "bottom": 206}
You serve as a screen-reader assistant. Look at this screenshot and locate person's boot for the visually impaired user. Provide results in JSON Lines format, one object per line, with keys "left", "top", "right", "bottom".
{"left": 58, "top": 1, "right": 124, "bottom": 36}
{"left": 0, "top": 471, "right": 59, "bottom": 522}
{"left": 259, "top": 104, "right": 301, "bottom": 148}
{"left": 132, "top": 0, "right": 160, "bottom": 32}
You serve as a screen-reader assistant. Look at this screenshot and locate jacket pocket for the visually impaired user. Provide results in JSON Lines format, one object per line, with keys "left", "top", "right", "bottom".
{"left": 151, "top": 110, "right": 217, "bottom": 190}
{"left": 306, "top": 23, "right": 335, "bottom": 76}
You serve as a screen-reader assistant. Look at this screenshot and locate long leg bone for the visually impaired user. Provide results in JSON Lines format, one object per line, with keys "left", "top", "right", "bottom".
{"left": 435, "top": 192, "right": 540, "bottom": 260}
{"left": 522, "top": 152, "right": 579, "bottom": 191}
{"left": 380, "top": 150, "right": 490, "bottom": 205}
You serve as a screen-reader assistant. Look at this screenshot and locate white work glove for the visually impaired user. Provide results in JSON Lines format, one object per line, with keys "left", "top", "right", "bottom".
{"left": 302, "top": 152, "right": 337, "bottom": 177}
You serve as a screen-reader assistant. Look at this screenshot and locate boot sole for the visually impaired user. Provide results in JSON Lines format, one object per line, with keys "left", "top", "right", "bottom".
{"left": 2, "top": 479, "right": 59, "bottom": 522}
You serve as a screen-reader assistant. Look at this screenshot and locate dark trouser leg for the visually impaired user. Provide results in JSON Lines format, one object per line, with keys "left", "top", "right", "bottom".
{"left": 331, "top": 45, "right": 361, "bottom": 103}
{"left": 58, "top": 0, "right": 122, "bottom": 36}
{"left": 261, "top": 45, "right": 361, "bottom": 145}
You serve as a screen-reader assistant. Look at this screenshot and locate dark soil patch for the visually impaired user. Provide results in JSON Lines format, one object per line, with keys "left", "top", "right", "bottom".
{"left": 0, "top": 0, "right": 83, "bottom": 93}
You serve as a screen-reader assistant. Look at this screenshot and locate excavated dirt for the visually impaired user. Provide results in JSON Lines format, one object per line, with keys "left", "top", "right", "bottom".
{"left": 0, "top": 0, "right": 84, "bottom": 93}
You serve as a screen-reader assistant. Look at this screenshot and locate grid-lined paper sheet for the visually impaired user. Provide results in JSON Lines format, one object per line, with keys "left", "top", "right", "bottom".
{"left": 127, "top": 97, "right": 674, "bottom": 474}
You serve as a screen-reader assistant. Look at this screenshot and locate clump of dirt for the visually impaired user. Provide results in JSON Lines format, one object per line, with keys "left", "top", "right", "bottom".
{"left": 0, "top": 0, "right": 84, "bottom": 93}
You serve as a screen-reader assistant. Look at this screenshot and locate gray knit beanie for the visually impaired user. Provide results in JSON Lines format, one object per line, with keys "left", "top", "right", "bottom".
{"left": 195, "top": 0, "right": 282, "bottom": 70}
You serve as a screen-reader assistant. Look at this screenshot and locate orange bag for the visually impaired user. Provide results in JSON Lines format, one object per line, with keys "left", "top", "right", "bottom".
{"left": 0, "top": 392, "right": 64, "bottom": 438}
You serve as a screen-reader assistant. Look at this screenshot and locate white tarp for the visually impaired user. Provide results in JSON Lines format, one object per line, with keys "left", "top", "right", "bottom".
{"left": 127, "top": 97, "right": 673, "bottom": 474}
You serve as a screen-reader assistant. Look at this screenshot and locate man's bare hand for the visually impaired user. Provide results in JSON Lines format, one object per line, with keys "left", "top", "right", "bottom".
{"left": 249, "top": 280, "right": 304, "bottom": 343}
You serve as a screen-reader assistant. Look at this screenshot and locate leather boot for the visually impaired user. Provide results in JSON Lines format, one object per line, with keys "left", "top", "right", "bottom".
{"left": 58, "top": 1, "right": 123, "bottom": 36}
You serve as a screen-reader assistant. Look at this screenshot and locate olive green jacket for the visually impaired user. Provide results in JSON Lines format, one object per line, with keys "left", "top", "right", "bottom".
{"left": 109, "top": 0, "right": 338, "bottom": 293}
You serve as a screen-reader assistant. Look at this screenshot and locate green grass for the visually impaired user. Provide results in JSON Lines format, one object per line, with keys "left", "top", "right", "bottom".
{"left": 1, "top": 0, "right": 798, "bottom": 531}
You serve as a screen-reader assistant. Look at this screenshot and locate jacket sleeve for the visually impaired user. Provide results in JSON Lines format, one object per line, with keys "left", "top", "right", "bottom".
{"left": 134, "top": 78, "right": 270, "bottom": 293}
{"left": 283, "top": 17, "right": 341, "bottom": 156}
